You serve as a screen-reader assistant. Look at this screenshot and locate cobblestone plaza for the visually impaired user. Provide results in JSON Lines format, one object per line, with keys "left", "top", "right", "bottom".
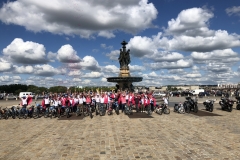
{"left": 1, "top": 98, "right": 240, "bottom": 160}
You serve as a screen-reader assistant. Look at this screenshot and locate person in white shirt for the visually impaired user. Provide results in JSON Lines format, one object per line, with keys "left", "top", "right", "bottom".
{"left": 20, "top": 96, "right": 28, "bottom": 115}
{"left": 78, "top": 95, "right": 84, "bottom": 114}
{"left": 44, "top": 96, "right": 50, "bottom": 112}
{"left": 95, "top": 94, "right": 100, "bottom": 113}
{"left": 163, "top": 96, "right": 168, "bottom": 106}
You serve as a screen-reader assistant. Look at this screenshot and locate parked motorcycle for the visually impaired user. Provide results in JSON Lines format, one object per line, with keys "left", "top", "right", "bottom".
{"left": 124, "top": 103, "right": 133, "bottom": 115}
{"left": 18, "top": 107, "right": 28, "bottom": 119}
{"left": 174, "top": 102, "right": 185, "bottom": 114}
{"left": 9, "top": 106, "right": 18, "bottom": 119}
{"left": 65, "top": 106, "right": 71, "bottom": 118}
{"left": 235, "top": 97, "right": 240, "bottom": 110}
{"left": 98, "top": 104, "right": 106, "bottom": 116}
{"left": 184, "top": 97, "right": 198, "bottom": 113}
{"left": 1, "top": 107, "right": 9, "bottom": 119}
{"left": 203, "top": 99, "right": 216, "bottom": 112}
{"left": 75, "top": 105, "right": 83, "bottom": 117}
{"left": 83, "top": 104, "right": 93, "bottom": 118}
{"left": 114, "top": 101, "right": 119, "bottom": 115}
{"left": 27, "top": 105, "right": 35, "bottom": 118}
{"left": 156, "top": 104, "right": 170, "bottom": 115}
{"left": 219, "top": 97, "right": 234, "bottom": 112}
{"left": 49, "top": 106, "right": 57, "bottom": 118}
{"left": 146, "top": 104, "right": 152, "bottom": 115}
{"left": 0, "top": 107, "right": 4, "bottom": 119}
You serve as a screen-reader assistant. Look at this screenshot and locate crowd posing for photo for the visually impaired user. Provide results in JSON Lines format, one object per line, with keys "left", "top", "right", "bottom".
{"left": 20, "top": 90, "right": 169, "bottom": 117}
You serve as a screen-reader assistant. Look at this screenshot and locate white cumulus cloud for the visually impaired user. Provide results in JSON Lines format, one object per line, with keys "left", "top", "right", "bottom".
{"left": 3, "top": 38, "right": 47, "bottom": 64}
{"left": 57, "top": 44, "right": 81, "bottom": 63}
{"left": 0, "top": 0, "right": 157, "bottom": 38}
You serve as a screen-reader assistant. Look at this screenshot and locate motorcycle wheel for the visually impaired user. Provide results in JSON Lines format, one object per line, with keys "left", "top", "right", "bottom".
{"left": 89, "top": 111, "right": 93, "bottom": 118}
{"left": 194, "top": 105, "right": 198, "bottom": 113}
{"left": 228, "top": 106, "right": 232, "bottom": 112}
{"left": 115, "top": 107, "right": 119, "bottom": 115}
{"left": 83, "top": 111, "right": 88, "bottom": 117}
{"left": 18, "top": 113, "right": 23, "bottom": 119}
{"left": 179, "top": 108, "right": 185, "bottom": 114}
{"left": 185, "top": 106, "right": 190, "bottom": 113}
{"left": 67, "top": 112, "right": 70, "bottom": 118}
{"left": 159, "top": 109, "right": 163, "bottom": 115}
{"left": 236, "top": 104, "right": 240, "bottom": 110}
{"left": 12, "top": 113, "right": 16, "bottom": 119}
{"left": 209, "top": 106, "right": 213, "bottom": 112}
{"left": 221, "top": 106, "right": 224, "bottom": 110}
{"left": 44, "top": 112, "right": 48, "bottom": 118}
{"left": 164, "top": 108, "right": 170, "bottom": 114}
{"left": 5, "top": 114, "right": 9, "bottom": 120}
{"left": 76, "top": 111, "right": 80, "bottom": 117}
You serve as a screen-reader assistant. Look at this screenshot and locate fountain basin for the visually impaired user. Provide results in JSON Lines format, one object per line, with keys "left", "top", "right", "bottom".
{"left": 107, "top": 77, "right": 143, "bottom": 83}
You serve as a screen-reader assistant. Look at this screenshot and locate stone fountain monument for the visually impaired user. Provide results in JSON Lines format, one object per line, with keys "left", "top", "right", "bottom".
{"left": 107, "top": 41, "right": 143, "bottom": 91}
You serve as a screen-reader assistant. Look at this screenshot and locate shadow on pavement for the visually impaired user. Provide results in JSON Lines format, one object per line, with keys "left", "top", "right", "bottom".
{"left": 188, "top": 109, "right": 222, "bottom": 117}
{"left": 58, "top": 114, "right": 84, "bottom": 120}
{"left": 128, "top": 112, "right": 153, "bottom": 118}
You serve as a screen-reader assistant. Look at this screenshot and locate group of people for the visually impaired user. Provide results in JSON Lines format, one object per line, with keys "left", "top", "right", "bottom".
{"left": 20, "top": 90, "right": 169, "bottom": 115}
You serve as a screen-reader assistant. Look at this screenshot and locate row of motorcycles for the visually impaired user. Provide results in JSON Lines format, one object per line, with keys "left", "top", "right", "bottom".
{"left": 0, "top": 101, "right": 121, "bottom": 120}
{"left": 173, "top": 96, "right": 240, "bottom": 114}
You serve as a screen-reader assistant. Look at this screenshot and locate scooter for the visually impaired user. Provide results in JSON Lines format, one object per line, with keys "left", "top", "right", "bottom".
{"left": 174, "top": 102, "right": 185, "bottom": 114}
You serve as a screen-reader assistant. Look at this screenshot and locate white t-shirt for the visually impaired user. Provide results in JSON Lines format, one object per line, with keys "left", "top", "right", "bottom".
{"left": 95, "top": 96, "right": 100, "bottom": 102}
{"left": 22, "top": 98, "right": 27, "bottom": 105}
{"left": 58, "top": 100, "right": 62, "bottom": 105}
{"left": 163, "top": 97, "right": 168, "bottom": 105}
{"left": 79, "top": 98, "right": 83, "bottom": 104}
{"left": 83, "top": 97, "right": 86, "bottom": 102}
{"left": 100, "top": 97, "right": 104, "bottom": 103}
{"left": 44, "top": 98, "right": 50, "bottom": 104}
{"left": 54, "top": 100, "right": 58, "bottom": 107}
{"left": 74, "top": 98, "right": 79, "bottom": 104}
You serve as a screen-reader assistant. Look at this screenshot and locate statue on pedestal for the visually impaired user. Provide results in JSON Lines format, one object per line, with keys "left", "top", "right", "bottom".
{"left": 118, "top": 41, "right": 131, "bottom": 69}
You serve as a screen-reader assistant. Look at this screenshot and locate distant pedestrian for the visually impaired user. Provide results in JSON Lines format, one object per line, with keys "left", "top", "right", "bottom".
{"left": 35, "top": 94, "right": 38, "bottom": 101}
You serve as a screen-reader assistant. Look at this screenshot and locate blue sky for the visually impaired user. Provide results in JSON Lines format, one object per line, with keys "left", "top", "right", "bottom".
{"left": 0, "top": 0, "right": 240, "bottom": 87}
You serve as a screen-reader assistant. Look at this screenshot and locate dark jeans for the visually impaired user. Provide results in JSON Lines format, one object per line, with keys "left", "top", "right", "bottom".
{"left": 122, "top": 103, "right": 126, "bottom": 112}
{"left": 150, "top": 103, "right": 154, "bottom": 111}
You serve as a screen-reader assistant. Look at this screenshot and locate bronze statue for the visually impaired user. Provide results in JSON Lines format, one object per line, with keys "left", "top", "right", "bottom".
{"left": 118, "top": 41, "right": 131, "bottom": 69}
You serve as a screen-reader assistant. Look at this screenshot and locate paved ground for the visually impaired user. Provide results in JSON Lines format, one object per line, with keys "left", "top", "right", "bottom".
{"left": 1, "top": 96, "right": 240, "bottom": 160}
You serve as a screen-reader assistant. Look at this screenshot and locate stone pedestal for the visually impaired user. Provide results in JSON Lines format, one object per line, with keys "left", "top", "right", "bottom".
{"left": 119, "top": 68, "right": 130, "bottom": 77}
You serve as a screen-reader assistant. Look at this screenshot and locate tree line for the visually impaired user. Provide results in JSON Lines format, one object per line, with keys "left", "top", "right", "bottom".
{"left": 0, "top": 84, "right": 116, "bottom": 95}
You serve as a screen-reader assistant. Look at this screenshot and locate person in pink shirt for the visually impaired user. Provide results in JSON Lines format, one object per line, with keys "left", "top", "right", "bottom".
{"left": 121, "top": 92, "right": 127, "bottom": 113}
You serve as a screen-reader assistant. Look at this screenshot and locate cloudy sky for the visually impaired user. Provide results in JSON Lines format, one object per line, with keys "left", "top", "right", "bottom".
{"left": 0, "top": 0, "right": 240, "bottom": 87}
